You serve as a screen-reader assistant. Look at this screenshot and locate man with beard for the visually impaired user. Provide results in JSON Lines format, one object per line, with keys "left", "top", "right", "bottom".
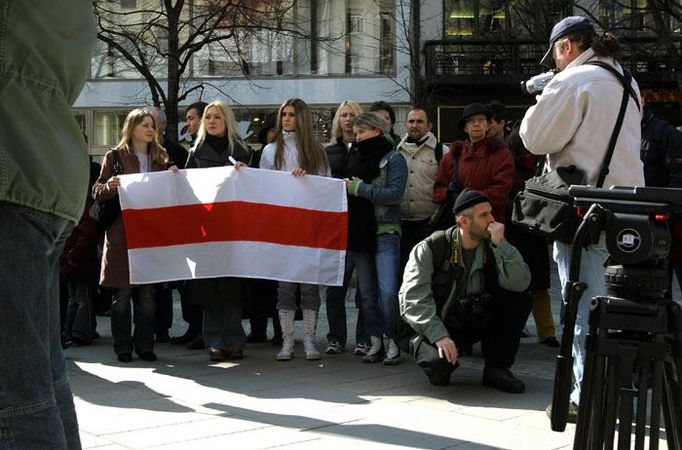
{"left": 399, "top": 189, "right": 532, "bottom": 392}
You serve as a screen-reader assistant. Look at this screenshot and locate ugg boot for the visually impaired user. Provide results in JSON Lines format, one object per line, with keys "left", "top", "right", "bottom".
{"left": 383, "top": 339, "right": 401, "bottom": 365}
{"left": 302, "top": 309, "right": 321, "bottom": 360}
{"left": 276, "top": 310, "right": 295, "bottom": 361}
{"left": 363, "top": 335, "right": 385, "bottom": 363}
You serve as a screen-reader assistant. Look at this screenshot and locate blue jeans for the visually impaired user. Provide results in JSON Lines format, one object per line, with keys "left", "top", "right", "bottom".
{"left": 0, "top": 202, "right": 81, "bottom": 450}
{"left": 376, "top": 233, "right": 401, "bottom": 339}
{"left": 553, "top": 234, "right": 609, "bottom": 406}
{"left": 348, "top": 251, "right": 382, "bottom": 337}
{"left": 325, "top": 254, "right": 367, "bottom": 346}
{"left": 111, "top": 286, "right": 155, "bottom": 355}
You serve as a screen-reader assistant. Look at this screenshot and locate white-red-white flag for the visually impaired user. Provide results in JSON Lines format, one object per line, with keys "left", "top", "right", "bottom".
{"left": 117, "top": 167, "right": 347, "bottom": 286}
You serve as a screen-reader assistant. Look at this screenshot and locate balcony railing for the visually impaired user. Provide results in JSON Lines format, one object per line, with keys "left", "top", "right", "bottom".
{"left": 424, "top": 37, "right": 679, "bottom": 86}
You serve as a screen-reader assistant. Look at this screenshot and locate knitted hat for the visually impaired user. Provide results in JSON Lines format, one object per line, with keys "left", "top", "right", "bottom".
{"left": 540, "top": 16, "right": 594, "bottom": 67}
{"left": 453, "top": 189, "right": 490, "bottom": 214}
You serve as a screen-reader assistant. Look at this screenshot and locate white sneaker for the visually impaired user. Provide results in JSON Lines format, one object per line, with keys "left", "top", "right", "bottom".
{"left": 353, "top": 342, "right": 371, "bottom": 356}
{"left": 325, "top": 340, "right": 344, "bottom": 354}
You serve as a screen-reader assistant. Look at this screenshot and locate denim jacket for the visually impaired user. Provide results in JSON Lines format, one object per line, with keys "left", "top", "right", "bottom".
{"left": 356, "top": 150, "right": 408, "bottom": 227}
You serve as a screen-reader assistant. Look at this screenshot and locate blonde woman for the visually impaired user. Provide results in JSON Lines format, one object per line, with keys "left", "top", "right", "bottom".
{"left": 181, "top": 100, "right": 253, "bottom": 362}
{"left": 323, "top": 100, "right": 372, "bottom": 356}
{"left": 92, "top": 108, "right": 168, "bottom": 362}
{"left": 260, "top": 98, "right": 330, "bottom": 361}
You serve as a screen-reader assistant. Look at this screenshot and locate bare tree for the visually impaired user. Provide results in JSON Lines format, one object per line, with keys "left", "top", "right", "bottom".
{"left": 93, "top": 0, "right": 314, "bottom": 141}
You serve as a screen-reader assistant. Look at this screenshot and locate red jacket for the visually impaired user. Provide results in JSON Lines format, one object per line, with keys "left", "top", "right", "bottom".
{"left": 433, "top": 136, "right": 514, "bottom": 224}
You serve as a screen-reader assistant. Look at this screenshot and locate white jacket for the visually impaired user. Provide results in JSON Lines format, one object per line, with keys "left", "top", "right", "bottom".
{"left": 520, "top": 48, "right": 644, "bottom": 188}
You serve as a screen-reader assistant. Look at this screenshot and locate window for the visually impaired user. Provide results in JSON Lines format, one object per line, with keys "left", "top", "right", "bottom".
{"left": 93, "top": 111, "right": 129, "bottom": 148}
{"left": 444, "top": 0, "right": 507, "bottom": 36}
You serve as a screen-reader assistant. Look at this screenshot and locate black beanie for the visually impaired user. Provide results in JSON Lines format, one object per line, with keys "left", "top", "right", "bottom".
{"left": 453, "top": 189, "right": 490, "bottom": 214}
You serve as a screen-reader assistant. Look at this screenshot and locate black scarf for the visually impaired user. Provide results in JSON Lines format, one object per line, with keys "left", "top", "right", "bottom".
{"left": 347, "top": 135, "right": 393, "bottom": 182}
{"left": 205, "top": 134, "right": 231, "bottom": 154}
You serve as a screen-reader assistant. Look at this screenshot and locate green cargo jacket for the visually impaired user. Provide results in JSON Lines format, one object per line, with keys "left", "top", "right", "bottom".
{"left": 399, "top": 227, "right": 531, "bottom": 345}
{"left": 0, "top": 1, "right": 96, "bottom": 223}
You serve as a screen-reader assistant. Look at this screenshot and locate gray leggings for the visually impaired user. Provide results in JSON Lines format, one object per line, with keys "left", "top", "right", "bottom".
{"left": 277, "top": 282, "right": 320, "bottom": 311}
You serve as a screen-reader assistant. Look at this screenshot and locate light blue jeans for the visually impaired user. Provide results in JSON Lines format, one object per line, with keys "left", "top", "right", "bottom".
{"left": 376, "top": 233, "right": 401, "bottom": 339}
{"left": 0, "top": 202, "right": 81, "bottom": 450}
{"left": 553, "top": 234, "right": 609, "bottom": 406}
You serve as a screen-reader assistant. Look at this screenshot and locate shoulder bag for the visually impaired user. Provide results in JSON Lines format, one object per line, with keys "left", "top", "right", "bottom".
{"left": 90, "top": 149, "right": 124, "bottom": 229}
{"left": 511, "top": 63, "right": 639, "bottom": 244}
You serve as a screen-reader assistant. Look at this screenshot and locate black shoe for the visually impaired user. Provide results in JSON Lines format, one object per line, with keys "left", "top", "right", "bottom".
{"left": 138, "top": 351, "right": 158, "bottom": 362}
{"left": 186, "top": 336, "right": 205, "bottom": 350}
{"left": 246, "top": 333, "right": 268, "bottom": 344}
{"left": 170, "top": 333, "right": 195, "bottom": 345}
{"left": 482, "top": 366, "right": 525, "bottom": 393}
{"left": 362, "top": 346, "right": 385, "bottom": 364}
{"left": 118, "top": 352, "right": 133, "bottom": 363}
{"left": 156, "top": 334, "right": 171, "bottom": 344}
{"left": 539, "top": 336, "right": 560, "bottom": 348}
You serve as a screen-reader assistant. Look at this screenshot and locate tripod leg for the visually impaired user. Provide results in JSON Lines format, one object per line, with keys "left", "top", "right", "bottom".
{"left": 574, "top": 318, "right": 602, "bottom": 449}
{"left": 603, "top": 358, "right": 620, "bottom": 450}
{"left": 634, "top": 358, "right": 652, "bottom": 450}
{"left": 616, "top": 344, "right": 638, "bottom": 450}
{"left": 662, "top": 360, "right": 682, "bottom": 450}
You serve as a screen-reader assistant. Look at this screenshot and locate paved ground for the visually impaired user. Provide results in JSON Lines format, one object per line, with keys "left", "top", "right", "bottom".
{"left": 64, "top": 264, "right": 672, "bottom": 449}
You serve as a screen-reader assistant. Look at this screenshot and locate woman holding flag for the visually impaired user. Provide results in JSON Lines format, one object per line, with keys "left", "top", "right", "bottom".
{"left": 182, "top": 100, "right": 253, "bottom": 362}
{"left": 260, "top": 98, "right": 331, "bottom": 361}
{"left": 92, "top": 108, "right": 168, "bottom": 363}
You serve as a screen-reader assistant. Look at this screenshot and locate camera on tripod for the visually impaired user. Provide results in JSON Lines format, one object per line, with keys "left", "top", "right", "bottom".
{"left": 551, "top": 186, "right": 682, "bottom": 449}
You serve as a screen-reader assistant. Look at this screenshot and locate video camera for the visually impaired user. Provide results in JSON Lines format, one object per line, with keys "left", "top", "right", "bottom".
{"left": 520, "top": 71, "right": 555, "bottom": 95}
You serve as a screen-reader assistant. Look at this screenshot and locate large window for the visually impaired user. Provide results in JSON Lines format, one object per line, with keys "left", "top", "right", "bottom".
{"left": 599, "top": 0, "right": 661, "bottom": 34}
{"left": 315, "top": 0, "right": 395, "bottom": 76}
{"left": 444, "top": 0, "right": 507, "bottom": 37}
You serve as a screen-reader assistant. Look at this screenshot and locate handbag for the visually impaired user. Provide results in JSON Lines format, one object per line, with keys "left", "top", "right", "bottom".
{"left": 89, "top": 149, "right": 124, "bottom": 229}
{"left": 430, "top": 151, "right": 463, "bottom": 230}
{"left": 512, "top": 63, "right": 639, "bottom": 244}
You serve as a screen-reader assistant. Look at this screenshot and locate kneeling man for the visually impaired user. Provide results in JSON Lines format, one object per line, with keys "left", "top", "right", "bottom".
{"left": 399, "top": 189, "right": 532, "bottom": 392}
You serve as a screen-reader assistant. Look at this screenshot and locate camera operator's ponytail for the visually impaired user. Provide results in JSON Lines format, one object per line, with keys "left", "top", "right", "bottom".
{"left": 592, "top": 32, "right": 622, "bottom": 61}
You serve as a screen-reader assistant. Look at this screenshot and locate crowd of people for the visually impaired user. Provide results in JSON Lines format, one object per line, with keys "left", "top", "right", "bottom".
{"left": 6, "top": 6, "right": 682, "bottom": 448}
{"left": 61, "top": 93, "right": 558, "bottom": 385}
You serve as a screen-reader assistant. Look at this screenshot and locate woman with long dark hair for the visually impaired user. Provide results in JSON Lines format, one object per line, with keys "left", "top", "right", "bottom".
{"left": 260, "top": 98, "right": 330, "bottom": 361}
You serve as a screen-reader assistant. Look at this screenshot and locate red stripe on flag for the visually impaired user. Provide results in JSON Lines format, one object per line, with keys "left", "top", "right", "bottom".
{"left": 122, "top": 201, "right": 348, "bottom": 251}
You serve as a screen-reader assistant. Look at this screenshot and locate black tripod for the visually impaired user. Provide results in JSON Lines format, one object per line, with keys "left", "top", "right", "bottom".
{"left": 550, "top": 188, "right": 682, "bottom": 450}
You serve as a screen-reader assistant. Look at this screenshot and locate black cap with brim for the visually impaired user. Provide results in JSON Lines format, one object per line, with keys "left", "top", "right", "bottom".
{"left": 457, "top": 103, "right": 492, "bottom": 130}
{"left": 540, "top": 16, "right": 594, "bottom": 67}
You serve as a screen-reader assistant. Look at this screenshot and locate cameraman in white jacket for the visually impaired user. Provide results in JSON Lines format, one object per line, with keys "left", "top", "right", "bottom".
{"left": 520, "top": 16, "right": 644, "bottom": 421}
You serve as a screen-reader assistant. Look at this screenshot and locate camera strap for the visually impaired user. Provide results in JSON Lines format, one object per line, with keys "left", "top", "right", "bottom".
{"left": 585, "top": 61, "right": 640, "bottom": 188}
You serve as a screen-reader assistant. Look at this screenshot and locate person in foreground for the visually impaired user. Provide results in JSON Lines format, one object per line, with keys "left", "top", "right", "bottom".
{"left": 399, "top": 189, "right": 532, "bottom": 392}
{"left": 0, "top": 2, "right": 95, "bottom": 449}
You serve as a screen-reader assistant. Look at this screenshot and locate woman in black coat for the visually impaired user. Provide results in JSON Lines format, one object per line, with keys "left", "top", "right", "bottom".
{"left": 182, "top": 100, "right": 252, "bottom": 361}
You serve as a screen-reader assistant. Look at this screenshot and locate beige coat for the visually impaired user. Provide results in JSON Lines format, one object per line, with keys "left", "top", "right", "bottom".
{"left": 397, "top": 132, "right": 444, "bottom": 221}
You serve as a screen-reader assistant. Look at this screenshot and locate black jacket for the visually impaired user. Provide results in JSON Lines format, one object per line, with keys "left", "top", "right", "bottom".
{"left": 641, "top": 111, "right": 682, "bottom": 188}
{"left": 325, "top": 138, "right": 359, "bottom": 179}
{"left": 186, "top": 138, "right": 252, "bottom": 169}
